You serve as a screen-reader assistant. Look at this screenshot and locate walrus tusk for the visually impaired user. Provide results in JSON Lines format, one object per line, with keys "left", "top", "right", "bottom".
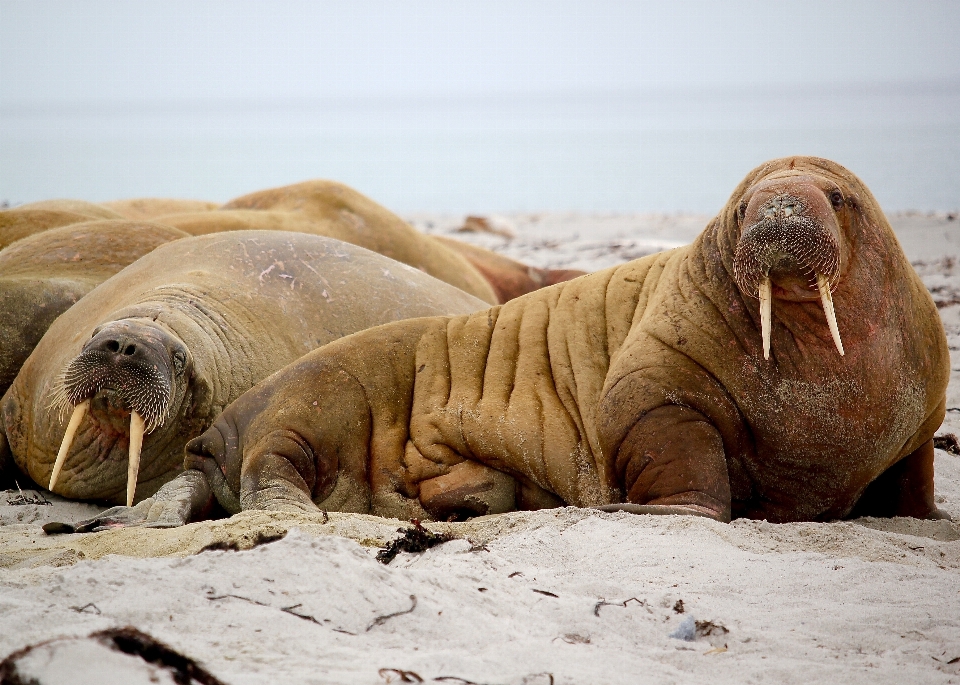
{"left": 759, "top": 275, "right": 772, "bottom": 360}
{"left": 816, "top": 273, "right": 844, "bottom": 356}
{"left": 48, "top": 399, "right": 90, "bottom": 492}
{"left": 127, "top": 411, "right": 146, "bottom": 507}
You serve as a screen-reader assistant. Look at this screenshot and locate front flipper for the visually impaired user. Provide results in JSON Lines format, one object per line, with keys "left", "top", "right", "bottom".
{"left": 239, "top": 430, "right": 323, "bottom": 514}
{"left": 612, "top": 405, "right": 732, "bottom": 522}
{"left": 48, "top": 470, "right": 215, "bottom": 534}
{"left": 849, "top": 439, "right": 950, "bottom": 520}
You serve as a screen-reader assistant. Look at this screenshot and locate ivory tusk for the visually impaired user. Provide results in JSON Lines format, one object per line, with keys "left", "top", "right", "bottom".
{"left": 816, "top": 273, "right": 844, "bottom": 356}
{"left": 127, "top": 411, "right": 146, "bottom": 507}
{"left": 48, "top": 399, "right": 90, "bottom": 492}
{"left": 759, "top": 275, "right": 772, "bottom": 360}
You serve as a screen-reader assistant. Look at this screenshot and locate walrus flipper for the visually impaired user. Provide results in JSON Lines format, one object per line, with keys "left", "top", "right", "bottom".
{"left": 606, "top": 405, "right": 733, "bottom": 522}
{"left": 848, "top": 439, "right": 950, "bottom": 520}
{"left": 71, "top": 470, "right": 216, "bottom": 531}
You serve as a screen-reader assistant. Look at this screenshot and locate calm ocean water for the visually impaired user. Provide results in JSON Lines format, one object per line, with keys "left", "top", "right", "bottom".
{"left": 2, "top": 83, "right": 958, "bottom": 212}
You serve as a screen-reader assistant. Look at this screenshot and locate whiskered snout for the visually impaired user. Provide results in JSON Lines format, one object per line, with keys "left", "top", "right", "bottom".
{"left": 733, "top": 188, "right": 846, "bottom": 360}
{"left": 56, "top": 333, "right": 173, "bottom": 432}
{"left": 47, "top": 321, "right": 185, "bottom": 506}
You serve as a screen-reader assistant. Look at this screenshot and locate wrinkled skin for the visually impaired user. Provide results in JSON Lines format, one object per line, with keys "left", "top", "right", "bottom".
{"left": 0, "top": 231, "right": 486, "bottom": 521}
{"left": 180, "top": 157, "right": 949, "bottom": 526}
{"left": 0, "top": 220, "right": 188, "bottom": 398}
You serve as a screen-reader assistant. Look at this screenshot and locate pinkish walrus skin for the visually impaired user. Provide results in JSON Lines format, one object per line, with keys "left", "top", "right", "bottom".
{"left": 78, "top": 157, "right": 952, "bottom": 528}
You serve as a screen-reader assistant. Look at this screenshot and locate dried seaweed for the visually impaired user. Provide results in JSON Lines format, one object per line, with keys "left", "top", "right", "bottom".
{"left": 934, "top": 433, "right": 960, "bottom": 456}
{"left": 376, "top": 520, "right": 453, "bottom": 564}
{"left": 5, "top": 481, "right": 52, "bottom": 507}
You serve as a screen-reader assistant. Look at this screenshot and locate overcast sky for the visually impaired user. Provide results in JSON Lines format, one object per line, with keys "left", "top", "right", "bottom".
{"left": 3, "top": 0, "right": 959, "bottom": 105}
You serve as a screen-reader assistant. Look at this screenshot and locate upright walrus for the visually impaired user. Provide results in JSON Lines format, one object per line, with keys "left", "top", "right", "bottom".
{"left": 0, "top": 231, "right": 486, "bottom": 511}
{"left": 154, "top": 156, "right": 948, "bottom": 527}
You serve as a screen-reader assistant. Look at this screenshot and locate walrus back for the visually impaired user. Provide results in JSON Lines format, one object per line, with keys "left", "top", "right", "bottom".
{"left": 400, "top": 248, "right": 679, "bottom": 507}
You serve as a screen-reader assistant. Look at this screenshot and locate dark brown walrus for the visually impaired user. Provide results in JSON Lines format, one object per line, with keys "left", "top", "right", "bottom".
{"left": 0, "top": 220, "right": 188, "bottom": 398}
{"left": 110, "top": 155, "right": 946, "bottom": 530}
{"left": 431, "top": 234, "right": 588, "bottom": 304}
{"left": 0, "top": 231, "right": 486, "bottom": 515}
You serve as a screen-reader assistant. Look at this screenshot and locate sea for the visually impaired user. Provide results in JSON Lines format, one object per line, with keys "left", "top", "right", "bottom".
{"left": 2, "top": 82, "right": 958, "bottom": 213}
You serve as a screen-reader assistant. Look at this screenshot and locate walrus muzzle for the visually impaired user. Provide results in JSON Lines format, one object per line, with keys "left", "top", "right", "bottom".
{"left": 48, "top": 324, "right": 179, "bottom": 506}
{"left": 732, "top": 192, "right": 844, "bottom": 360}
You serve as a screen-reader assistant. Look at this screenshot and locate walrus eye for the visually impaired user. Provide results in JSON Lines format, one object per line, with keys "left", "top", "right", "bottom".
{"left": 172, "top": 350, "right": 187, "bottom": 375}
{"left": 737, "top": 200, "right": 747, "bottom": 225}
{"left": 829, "top": 190, "right": 844, "bottom": 210}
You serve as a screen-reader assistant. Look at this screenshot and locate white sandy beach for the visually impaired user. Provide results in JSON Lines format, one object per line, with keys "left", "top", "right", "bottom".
{"left": 1, "top": 212, "right": 959, "bottom": 684}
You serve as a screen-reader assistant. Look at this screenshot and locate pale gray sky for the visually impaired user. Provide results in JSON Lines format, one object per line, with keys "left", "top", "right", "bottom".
{"left": 2, "top": 0, "right": 959, "bottom": 105}
{"left": 2, "top": 1, "right": 959, "bottom": 211}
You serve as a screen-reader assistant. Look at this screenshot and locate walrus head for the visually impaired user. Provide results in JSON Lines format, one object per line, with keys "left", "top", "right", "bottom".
{"left": 48, "top": 318, "right": 192, "bottom": 506}
{"left": 731, "top": 171, "right": 851, "bottom": 360}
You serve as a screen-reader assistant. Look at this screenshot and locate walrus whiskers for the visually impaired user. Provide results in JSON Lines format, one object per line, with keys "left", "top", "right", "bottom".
{"left": 127, "top": 411, "right": 145, "bottom": 507}
{"left": 816, "top": 273, "right": 844, "bottom": 356}
{"left": 759, "top": 275, "right": 772, "bottom": 360}
{"left": 48, "top": 399, "right": 90, "bottom": 492}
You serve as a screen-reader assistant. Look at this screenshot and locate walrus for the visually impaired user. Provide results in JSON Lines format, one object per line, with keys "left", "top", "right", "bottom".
{"left": 0, "top": 200, "right": 124, "bottom": 251}
{"left": 0, "top": 220, "right": 188, "bottom": 398}
{"left": 126, "top": 156, "right": 948, "bottom": 528}
{"left": 99, "top": 198, "right": 220, "bottom": 221}
{"left": 153, "top": 180, "right": 583, "bottom": 304}
{"left": 154, "top": 180, "right": 498, "bottom": 302}
{"left": 0, "top": 231, "right": 486, "bottom": 513}
{"left": 431, "top": 234, "right": 587, "bottom": 303}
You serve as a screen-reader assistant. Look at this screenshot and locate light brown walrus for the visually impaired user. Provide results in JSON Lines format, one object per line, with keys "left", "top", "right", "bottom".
{"left": 0, "top": 231, "right": 486, "bottom": 514}
{"left": 6, "top": 183, "right": 584, "bottom": 305}
{"left": 0, "top": 200, "right": 125, "bottom": 251}
{"left": 99, "top": 198, "right": 220, "bottom": 221}
{"left": 0, "top": 220, "right": 188, "bottom": 398}
{"left": 154, "top": 180, "right": 584, "bottom": 304}
{"left": 69, "top": 156, "right": 950, "bottom": 530}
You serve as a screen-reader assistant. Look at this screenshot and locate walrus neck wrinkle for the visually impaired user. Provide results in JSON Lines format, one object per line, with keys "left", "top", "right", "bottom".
{"left": 122, "top": 287, "right": 245, "bottom": 415}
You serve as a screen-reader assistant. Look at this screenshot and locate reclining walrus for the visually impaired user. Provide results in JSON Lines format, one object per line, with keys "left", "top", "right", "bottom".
{"left": 0, "top": 200, "right": 125, "bottom": 251}
{"left": 0, "top": 231, "right": 486, "bottom": 513}
{"left": 0, "top": 220, "right": 188, "bottom": 399}
{"left": 4, "top": 182, "right": 583, "bottom": 305}
{"left": 67, "top": 157, "right": 952, "bottom": 529}
{"left": 132, "top": 180, "right": 585, "bottom": 304}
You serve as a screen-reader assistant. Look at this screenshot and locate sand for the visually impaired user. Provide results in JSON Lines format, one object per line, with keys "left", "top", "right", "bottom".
{"left": 1, "top": 211, "right": 959, "bottom": 684}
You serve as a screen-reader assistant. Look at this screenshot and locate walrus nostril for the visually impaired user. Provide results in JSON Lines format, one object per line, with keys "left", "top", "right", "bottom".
{"left": 123, "top": 344, "right": 136, "bottom": 356}
{"left": 106, "top": 340, "right": 120, "bottom": 353}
